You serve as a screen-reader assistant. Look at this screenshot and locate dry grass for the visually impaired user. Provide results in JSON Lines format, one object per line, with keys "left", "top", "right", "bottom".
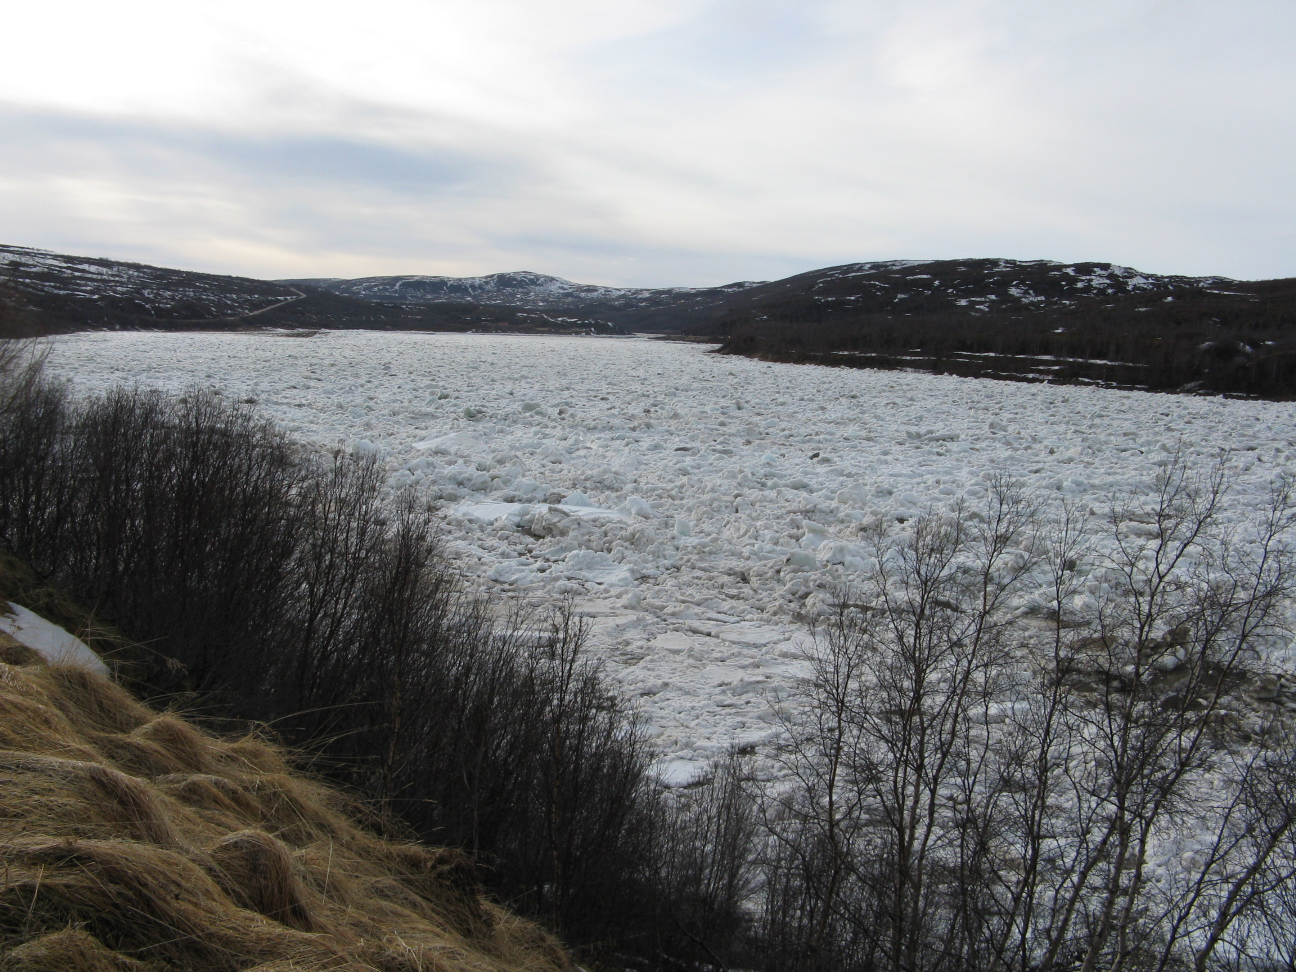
{"left": 0, "top": 639, "right": 573, "bottom": 972}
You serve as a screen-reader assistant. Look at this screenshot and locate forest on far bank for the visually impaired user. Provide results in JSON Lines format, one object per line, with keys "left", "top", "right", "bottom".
{"left": 713, "top": 276, "right": 1296, "bottom": 398}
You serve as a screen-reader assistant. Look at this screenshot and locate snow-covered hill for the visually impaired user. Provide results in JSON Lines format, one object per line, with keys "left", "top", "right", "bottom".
{"left": 289, "top": 270, "right": 657, "bottom": 303}
{"left": 0, "top": 245, "right": 618, "bottom": 335}
{"left": 1, "top": 244, "right": 300, "bottom": 321}
{"left": 288, "top": 258, "right": 1226, "bottom": 332}
{"left": 781, "top": 257, "right": 1223, "bottom": 312}
{"left": 284, "top": 270, "right": 768, "bottom": 328}
{"left": 1, "top": 243, "right": 1233, "bottom": 333}
{"left": 292, "top": 260, "right": 1217, "bottom": 312}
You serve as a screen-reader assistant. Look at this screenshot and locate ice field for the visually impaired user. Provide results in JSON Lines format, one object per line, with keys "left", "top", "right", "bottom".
{"left": 46, "top": 331, "right": 1296, "bottom": 784}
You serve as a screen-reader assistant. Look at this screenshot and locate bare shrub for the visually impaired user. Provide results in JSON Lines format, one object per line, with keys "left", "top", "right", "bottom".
{"left": 755, "top": 460, "right": 1296, "bottom": 972}
{"left": 0, "top": 356, "right": 668, "bottom": 960}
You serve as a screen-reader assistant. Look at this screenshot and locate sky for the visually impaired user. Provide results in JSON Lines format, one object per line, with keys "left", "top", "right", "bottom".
{"left": 1, "top": 0, "right": 1293, "bottom": 286}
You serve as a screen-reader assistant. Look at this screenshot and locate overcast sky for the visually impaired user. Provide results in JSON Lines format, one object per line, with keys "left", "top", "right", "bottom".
{"left": 2, "top": 0, "right": 1293, "bottom": 286}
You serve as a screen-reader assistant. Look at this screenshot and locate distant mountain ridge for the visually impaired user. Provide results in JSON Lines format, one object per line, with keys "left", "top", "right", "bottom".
{"left": 2, "top": 243, "right": 301, "bottom": 320}
{"left": 283, "top": 269, "right": 765, "bottom": 304}
{"left": 4, "top": 243, "right": 1232, "bottom": 335}
{"left": 5, "top": 242, "right": 1294, "bottom": 397}
{"left": 285, "top": 259, "right": 1219, "bottom": 312}
{"left": 687, "top": 257, "right": 1232, "bottom": 337}
{"left": 284, "top": 258, "right": 1226, "bottom": 332}
{"left": 280, "top": 269, "right": 770, "bottom": 330}
{"left": 0, "top": 245, "right": 621, "bottom": 336}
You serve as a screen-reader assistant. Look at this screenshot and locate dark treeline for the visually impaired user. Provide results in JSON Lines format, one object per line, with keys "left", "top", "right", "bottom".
{"left": 3, "top": 344, "right": 1296, "bottom": 970}
{"left": 714, "top": 278, "right": 1296, "bottom": 398}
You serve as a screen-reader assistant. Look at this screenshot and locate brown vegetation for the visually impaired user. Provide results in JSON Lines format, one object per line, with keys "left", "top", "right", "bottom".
{"left": 0, "top": 345, "right": 667, "bottom": 963}
{"left": 0, "top": 645, "right": 572, "bottom": 972}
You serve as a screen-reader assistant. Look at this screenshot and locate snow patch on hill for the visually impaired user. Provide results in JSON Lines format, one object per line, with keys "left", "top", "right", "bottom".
{"left": 1, "top": 244, "right": 293, "bottom": 316}
{"left": 285, "top": 270, "right": 768, "bottom": 310}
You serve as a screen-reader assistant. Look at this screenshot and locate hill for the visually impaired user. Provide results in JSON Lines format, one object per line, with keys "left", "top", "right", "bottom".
{"left": 7, "top": 243, "right": 1296, "bottom": 395}
{"left": 0, "top": 599, "right": 571, "bottom": 972}
{"left": 287, "top": 258, "right": 1230, "bottom": 332}
{"left": 0, "top": 245, "right": 618, "bottom": 337}
{"left": 283, "top": 269, "right": 767, "bottom": 331}
{"left": 708, "top": 258, "right": 1296, "bottom": 397}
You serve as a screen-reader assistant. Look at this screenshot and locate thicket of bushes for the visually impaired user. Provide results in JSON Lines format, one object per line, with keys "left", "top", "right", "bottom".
{"left": 0, "top": 346, "right": 671, "bottom": 960}
{"left": 4, "top": 342, "right": 1296, "bottom": 970}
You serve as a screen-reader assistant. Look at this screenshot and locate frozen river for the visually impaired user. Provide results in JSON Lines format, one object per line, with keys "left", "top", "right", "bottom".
{"left": 47, "top": 331, "right": 1296, "bottom": 783}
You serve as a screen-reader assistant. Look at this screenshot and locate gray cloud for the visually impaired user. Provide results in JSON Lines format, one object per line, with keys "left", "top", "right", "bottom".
{"left": 0, "top": 102, "right": 832, "bottom": 283}
{"left": 1, "top": 0, "right": 1293, "bottom": 284}
{"left": 1, "top": 108, "right": 511, "bottom": 193}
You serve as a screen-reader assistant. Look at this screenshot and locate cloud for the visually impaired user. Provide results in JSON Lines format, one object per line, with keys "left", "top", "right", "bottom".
{"left": 1, "top": 0, "right": 1293, "bottom": 283}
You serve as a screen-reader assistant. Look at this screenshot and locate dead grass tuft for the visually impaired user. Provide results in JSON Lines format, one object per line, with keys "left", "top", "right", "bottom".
{"left": 132, "top": 718, "right": 214, "bottom": 773}
{"left": 0, "top": 927, "right": 158, "bottom": 971}
{"left": 154, "top": 774, "right": 262, "bottom": 823}
{"left": 209, "top": 831, "right": 318, "bottom": 933}
{"left": 0, "top": 650, "right": 572, "bottom": 972}
{"left": 39, "top": 669, "right": 152, "bottom": 736}
{"left": 0, "top": 635, "right": 42, "bottom": 669}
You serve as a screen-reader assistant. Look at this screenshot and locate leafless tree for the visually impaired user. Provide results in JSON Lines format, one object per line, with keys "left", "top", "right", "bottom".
{"left": 761, "top": 460, "right": 1296, "bottom": 972}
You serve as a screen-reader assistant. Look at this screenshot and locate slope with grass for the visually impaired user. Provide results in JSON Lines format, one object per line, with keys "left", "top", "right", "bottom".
{"left": 0, "top": 608, "right": 572, "bottom": 972}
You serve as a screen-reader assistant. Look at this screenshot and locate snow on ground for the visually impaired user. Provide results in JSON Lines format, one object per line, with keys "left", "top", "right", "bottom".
{"left": 45, "top": 331, "right": 1296, "bottom": 784}
{"left": 1, "top": 603, "right": 109, "bottom": 677}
